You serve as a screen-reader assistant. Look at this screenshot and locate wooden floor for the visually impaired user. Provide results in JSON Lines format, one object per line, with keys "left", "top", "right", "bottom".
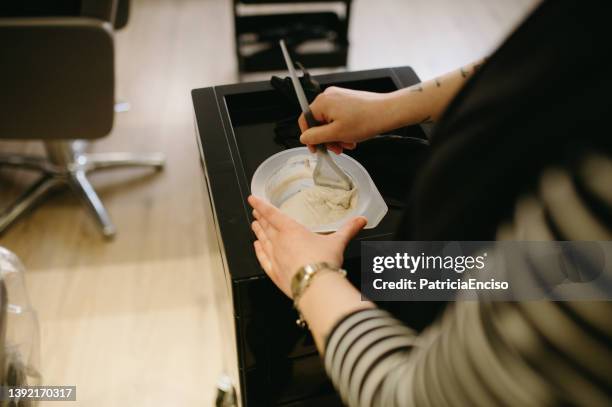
{"left": 0, "top": 0, "right": 536, "bottom": 405}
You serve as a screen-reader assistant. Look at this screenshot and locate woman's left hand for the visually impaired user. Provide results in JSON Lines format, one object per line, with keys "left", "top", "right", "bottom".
{"left": 247, "top": 195, "right": 367, "bottom": 298}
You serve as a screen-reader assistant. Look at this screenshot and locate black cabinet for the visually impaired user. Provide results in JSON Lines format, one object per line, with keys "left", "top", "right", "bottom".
{"left": 192, "top": 67, "right": 429, "bottom": 406}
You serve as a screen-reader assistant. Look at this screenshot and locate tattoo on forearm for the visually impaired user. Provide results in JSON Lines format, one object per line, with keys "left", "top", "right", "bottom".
{"left": 420, "top": 115, "right": 433, "bottom": 124}
{"left": 411, "top": 57, "right": 487, "bottom": 93}
{"left": 460, "top": 58, "right": 488, "bottom": 78}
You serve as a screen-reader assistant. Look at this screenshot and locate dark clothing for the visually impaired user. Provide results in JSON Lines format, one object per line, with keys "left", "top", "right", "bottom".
{"left": 326, "top": 155, "right": 612, "bottom": 406}
{"left": 406, "top": 0, "right": 612, "bottom": 241}
{"left": 325, "top": 1, "right": 612, "bottom": 406}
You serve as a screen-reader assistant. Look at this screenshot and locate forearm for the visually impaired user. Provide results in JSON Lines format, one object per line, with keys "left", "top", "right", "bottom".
{"left": 297, "top": 271, "right": 375, "bottom": 352}
{"left": 380, "top": 58, "right": 488, "bottom": 131}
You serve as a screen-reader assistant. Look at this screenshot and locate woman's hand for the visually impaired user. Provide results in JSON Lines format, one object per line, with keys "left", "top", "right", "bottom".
{"left": 298, "top": 87, "right": 393, "bottom": 154}
{"left": 247, "top": 195, "right": 367, "bottom": 298}
{"left": 298, "top": 58, "right": 491, "bottom": 151}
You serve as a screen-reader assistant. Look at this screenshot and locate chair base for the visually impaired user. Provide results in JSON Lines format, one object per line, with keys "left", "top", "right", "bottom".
{"left": 0, "top": 141, "right": 165, "bottom": 239}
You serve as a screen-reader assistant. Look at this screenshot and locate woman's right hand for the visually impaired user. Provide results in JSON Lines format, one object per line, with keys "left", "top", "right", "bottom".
{"left": 298, "top": 86, "right": 392, "bottom": 154}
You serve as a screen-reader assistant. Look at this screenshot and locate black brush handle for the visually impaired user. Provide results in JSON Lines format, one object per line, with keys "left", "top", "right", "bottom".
{"left": 304, "top": 110, "right": 326, "bottom": 152}
{"left": 304, "top": 110, "right": 323, "bottom": 129}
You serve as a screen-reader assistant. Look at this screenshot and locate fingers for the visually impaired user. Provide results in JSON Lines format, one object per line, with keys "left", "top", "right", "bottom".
{"left": 253, "top": 240, "right": 273, "bottom": 274}
{"left": 251, "top": 220, "right": 269, "bottom": 242}
{"left": 252, "top": 208, "right": 261, "bottom": 220}
{"left": 253, "top": 210, "right": 278, "bottom": 242}
{"left": 333, "top": 216, "right": 368, "bottom": 246}
{"left": 306, "top": 142, "right": 356, "bottom": 155}
{"left": 253, "top": 224, "right": 278, "bottom": 286}
{"left": 248, "top": 195, "right": 291, "bottom": 230}
{"left": 252, "top": 209, "right": 272, "bottom": 230}
{"left": 326, "top": 143, "right": 342, "bottom": 155}
{"left": 299, "top": 93, "right": 327, "bottom": 132}
{"left": 299, "top": 121, "right": 342, "bottom": 146}
{"left": 298, "top": 113, "right": 307, "bottom": 133}
{"left": 252, "top": 221, "right": 275, "bottom": 258}
{"left": 309, "top": 95, "right": 329, "bottom": 123}
{"left": 299, "top": 93, "right": 327, "bottom": 134}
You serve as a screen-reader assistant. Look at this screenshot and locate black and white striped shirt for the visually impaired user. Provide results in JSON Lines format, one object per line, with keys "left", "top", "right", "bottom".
{"left": 324, "top": 154, "right": 612, "bottom": 407}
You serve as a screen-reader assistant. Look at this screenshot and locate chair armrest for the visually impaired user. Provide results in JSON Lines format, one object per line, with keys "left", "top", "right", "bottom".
{"left": 0, "top": 18, "right": 115, "bottom": 140}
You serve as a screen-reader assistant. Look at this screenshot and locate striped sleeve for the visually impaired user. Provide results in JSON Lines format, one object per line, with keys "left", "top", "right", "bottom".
{"left": 323, "top": 154, "right": 612, "bottom": 407}
{"left": 323, "top": 308, "right": 417, "bottom": 407}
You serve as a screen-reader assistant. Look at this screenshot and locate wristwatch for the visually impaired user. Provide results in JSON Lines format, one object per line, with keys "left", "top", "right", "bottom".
{"left": 291, "top": 262, "right": 347, "bottom": 327}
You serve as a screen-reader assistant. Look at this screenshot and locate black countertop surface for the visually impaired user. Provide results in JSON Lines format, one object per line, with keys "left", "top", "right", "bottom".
{"left": 192, "top": 67, "right": 430, "bottom": 282}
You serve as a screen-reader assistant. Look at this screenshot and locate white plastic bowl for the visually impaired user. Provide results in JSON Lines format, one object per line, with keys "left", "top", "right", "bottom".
{"left": 250, "top": 147, "right": 388, "bottom": 233}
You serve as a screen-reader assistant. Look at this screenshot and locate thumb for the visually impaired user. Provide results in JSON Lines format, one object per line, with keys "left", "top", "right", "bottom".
{"left": 300, "top": 121, "right": 341, "bottom": 145}
{"left": 333, "top": 216, "right": 368, "bottom": 246}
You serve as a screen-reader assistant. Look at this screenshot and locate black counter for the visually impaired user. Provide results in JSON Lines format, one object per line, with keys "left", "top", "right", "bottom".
{"left": 192, "top": 67, "right": 430, "bottom": 406}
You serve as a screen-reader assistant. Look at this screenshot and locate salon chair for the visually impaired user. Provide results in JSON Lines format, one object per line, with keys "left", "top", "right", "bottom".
{"left": 0, "top": 0, "right": 164, "bottom": 239}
